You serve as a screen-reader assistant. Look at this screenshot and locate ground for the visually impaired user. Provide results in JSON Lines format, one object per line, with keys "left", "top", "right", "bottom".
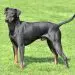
{"left": 0, "top": 0, "right": 75, "bottom": 75}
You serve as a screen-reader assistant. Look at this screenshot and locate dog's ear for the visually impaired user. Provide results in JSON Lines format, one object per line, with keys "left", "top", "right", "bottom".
{"left": 5, "top": 7, "right": 9, "bottom": 11}
{"left": 4, "top": 7, "right": 9, "bottom": 12}
{"left": 4, "top": 7, "right": 9, "bottom": 14}
{"left": 15, "top": 9, "right": 21, "bottom": 17}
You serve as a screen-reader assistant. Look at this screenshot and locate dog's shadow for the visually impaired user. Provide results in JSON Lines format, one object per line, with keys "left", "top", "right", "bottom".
{"left": 24, "top": 56, "right": 70, "bottom": 67}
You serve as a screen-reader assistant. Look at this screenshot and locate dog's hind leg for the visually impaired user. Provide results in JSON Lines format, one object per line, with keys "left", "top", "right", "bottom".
{"left": 48, "top": 30, "right": 69, "bottom": 68}
{"left": 53, "top": 40, "right": 69, "bottom": 68}
{"left": 41, "top": 34, "right": 58, "bottom": 64}
{"left": 47, "top": 39, "right": 58, "bottom": 64}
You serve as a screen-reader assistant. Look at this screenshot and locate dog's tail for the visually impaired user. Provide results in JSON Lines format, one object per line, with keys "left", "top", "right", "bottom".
{"left": 57, "top": 14, "right": 75, "bottom": 27}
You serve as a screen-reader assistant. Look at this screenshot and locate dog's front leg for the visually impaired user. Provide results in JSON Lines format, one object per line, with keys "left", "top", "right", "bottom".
{"left": 19, "top": 45, "right": 25, "bottom": 69}
{"left": 17, "top": 33, "right": 25, "bottom": 69}
{"left": 13, "top": 45, "right": 18, "bottom": 64}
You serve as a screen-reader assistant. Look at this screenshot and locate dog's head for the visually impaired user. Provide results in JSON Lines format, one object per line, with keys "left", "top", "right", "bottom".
{"left": 4, "top": 7, "right": 21, "bottom": 23}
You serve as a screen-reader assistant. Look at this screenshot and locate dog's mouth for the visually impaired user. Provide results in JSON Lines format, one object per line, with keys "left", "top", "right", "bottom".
{"left": 5, "top": 18, "right": 14, "bottom": 23}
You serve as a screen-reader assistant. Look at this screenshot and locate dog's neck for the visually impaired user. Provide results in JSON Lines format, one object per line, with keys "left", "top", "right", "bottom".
{"left": 7, "top": 18, "right": 21, "bottom": 35}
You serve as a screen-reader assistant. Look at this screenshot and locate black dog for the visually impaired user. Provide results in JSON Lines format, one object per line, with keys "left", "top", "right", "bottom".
{"left": 4, "top": 7, "right": 75, "bottom": 69}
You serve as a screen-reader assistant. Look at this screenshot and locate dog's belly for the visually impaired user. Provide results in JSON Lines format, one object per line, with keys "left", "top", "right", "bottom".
{"left": 24, "top": 33, "right": 48, "bottom": 46}
{"left": 24, "top": 38, "right": 39, "bottom": 46}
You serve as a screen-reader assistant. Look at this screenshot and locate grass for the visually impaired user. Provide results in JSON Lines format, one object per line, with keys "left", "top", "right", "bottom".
{"left": 0, "top": 0, "right": 75, "bottom": 75}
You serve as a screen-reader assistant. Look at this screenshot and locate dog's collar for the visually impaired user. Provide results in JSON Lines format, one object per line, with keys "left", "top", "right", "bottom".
{"left": 15, "top": 21, "right": 21, "bottom": 26}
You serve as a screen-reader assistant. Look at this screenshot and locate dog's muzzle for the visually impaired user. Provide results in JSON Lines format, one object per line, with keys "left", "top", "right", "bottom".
{"left": 5, "top": 17, "right": 14, "bottom": 23}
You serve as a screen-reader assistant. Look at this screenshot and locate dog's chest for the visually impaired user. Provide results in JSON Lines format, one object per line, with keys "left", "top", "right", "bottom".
{"left": 9, "top": 28, "right": 18, "bottom": 43}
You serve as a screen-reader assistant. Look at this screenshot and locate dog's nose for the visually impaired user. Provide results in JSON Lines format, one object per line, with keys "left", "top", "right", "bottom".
{"left": 5, "top": 19, "right": 9, "bottom": 22}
